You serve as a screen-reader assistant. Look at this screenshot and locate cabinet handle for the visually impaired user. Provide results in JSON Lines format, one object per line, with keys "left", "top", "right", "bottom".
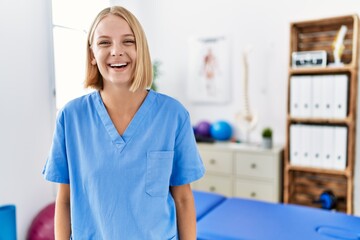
{"left": 250, "top": 163, "right": 257, "bottom": 169}
{"left": 210, "top": 159, "right": 216, "bottom": 165}
{"left": 209, "top": 186, "right": 216, "bottom": 192}
{"left": 250, "top": 192, "right": 256, "bottom": 197}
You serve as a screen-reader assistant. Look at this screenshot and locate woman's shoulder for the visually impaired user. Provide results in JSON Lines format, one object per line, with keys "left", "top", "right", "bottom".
{"left": 152, "top": 90, "right": 187, "bottom": 113}
{"left": 58, "top": 91, "right": 97, "bottom": 116}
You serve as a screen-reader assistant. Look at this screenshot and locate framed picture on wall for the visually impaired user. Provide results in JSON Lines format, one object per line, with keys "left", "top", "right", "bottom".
{"left": 187, "top": 35, "right": 230, "bottom": 103}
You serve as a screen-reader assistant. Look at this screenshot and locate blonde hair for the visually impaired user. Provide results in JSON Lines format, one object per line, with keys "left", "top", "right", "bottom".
{"left": 84, "top": 6, "right": 153, "bottom": 92}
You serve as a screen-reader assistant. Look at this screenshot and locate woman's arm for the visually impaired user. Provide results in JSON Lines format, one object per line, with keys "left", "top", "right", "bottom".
{"left": 170, "top": 184, "right": 196, "bottom": 240}
{"left": 55, "top": 183, "right": 71, "bottom": 240}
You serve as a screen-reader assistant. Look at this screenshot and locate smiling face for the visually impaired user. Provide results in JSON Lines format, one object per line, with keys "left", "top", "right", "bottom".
{"left": 90, "top": 14, "right": 136, "bottom": 89}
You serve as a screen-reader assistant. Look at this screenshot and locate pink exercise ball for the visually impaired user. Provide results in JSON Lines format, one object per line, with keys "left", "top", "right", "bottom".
{"left": 27, "top": 202, "right": 55, "bottom": 240}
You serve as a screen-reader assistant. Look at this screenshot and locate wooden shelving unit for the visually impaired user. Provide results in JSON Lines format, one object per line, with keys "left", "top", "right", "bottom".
{"left": 284, "top": 14, "right": 359, "bottom": 214}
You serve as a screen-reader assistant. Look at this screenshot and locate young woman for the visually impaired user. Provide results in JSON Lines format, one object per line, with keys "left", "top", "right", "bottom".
{"left": 43, "top": 6, "right": 205, "bottom": 240}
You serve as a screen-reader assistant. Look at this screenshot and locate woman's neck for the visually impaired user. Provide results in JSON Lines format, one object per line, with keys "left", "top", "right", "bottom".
{"left": 100, "top": 86, "right": 148, "bottom": 115}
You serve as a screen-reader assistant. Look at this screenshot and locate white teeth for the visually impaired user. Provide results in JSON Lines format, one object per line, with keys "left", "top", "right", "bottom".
{"left": 110, "top": 63, "right": 127, "bottom": 67}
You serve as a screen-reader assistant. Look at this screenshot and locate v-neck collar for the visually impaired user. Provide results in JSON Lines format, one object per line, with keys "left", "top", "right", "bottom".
{"left": 92, "top": 90, "right": 156, "bottom": 151}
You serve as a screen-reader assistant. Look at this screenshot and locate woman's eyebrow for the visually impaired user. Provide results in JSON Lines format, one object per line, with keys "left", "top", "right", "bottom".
{"left": 95, "top": 34, "right": 134, "bottom": 39}
{"left": 123, "top": 34, "right": 135, "bottom": 37}
{"left": 95, "top": 35, "right": 110, "bottom": 39}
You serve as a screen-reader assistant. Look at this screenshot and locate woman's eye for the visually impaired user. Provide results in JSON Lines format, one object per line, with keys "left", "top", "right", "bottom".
{"left": 124, "top": 39, "right": 135, "bottom": 45}
{"left": 99, "top": 41, "right": 110, "bottom": 45}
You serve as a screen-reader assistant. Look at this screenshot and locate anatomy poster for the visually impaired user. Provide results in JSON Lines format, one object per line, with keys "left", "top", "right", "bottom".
{"left": 187, "top": 36, "right": 230, "bottom": 103}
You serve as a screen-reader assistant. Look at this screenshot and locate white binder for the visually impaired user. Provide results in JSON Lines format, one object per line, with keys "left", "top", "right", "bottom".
{"left": 300, "top": 76, "right": 312, "bottom": 118}
{"left": 290, "top": 76, "right": 302, "bottom": 117}
{"left": 310, "top": 125, "right": 323, "bottom": 167}
{"left": 333, "top": 74, "right": 348, "bottom": 119}
{"left": 321, "top": 75, "right": 335, "bottom": 118}
{"left": 333, "top": 126, "right": 348, "bottom": 170}
{"left": 311, "top": 75, "right": 323, "bottom": 118}
{"left": 290, "top": 124, "right": 301, "bottom": 166}
{"left": 321, "top": 126, "right": 335, "bottom": 169}
{"left": 301, "top": 125, "right": 311, "bottom": 166}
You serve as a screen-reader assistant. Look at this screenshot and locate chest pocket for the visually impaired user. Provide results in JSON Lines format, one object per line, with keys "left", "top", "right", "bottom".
{"left": 146, "top": 151, "right": 174, "bottom": 197}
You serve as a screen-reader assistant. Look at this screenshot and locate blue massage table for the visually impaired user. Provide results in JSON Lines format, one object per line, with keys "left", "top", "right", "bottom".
{"left": 193, "top": 191, "right": 360, "bottom": 240}
{"left": 193, "top": 190, "right": 226, "bottom": 221}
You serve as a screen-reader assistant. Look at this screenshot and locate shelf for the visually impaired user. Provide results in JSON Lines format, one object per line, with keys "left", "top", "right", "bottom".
{"left": 289, "top": 66, "right": 354, "bottom": 75}
{"left": 286, "top": 165, "right": 350, "bottom": 177}
{"left": 287, "top": 170, "right": 349, "bottom": 213}
{"left": 290, "top": 14, "right": 358, "bottom": 66}
{"left": 288, "top": 116, "right": 351, "bottom": 125}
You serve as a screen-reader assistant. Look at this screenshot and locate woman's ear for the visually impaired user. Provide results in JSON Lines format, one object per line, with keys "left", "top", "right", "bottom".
{"left": 89, "top": 46, "right": 96, "bottom": 65}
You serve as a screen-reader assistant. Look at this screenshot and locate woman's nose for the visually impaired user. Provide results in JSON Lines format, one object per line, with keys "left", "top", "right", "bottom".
{"left": 111, "top": 44, "right": 124, "bottom": 57}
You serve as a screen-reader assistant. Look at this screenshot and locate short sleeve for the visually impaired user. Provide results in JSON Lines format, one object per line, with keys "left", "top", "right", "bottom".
{"left": 42, "top": 110, "right": 70, "bottom": 184}
{"left": 170, "top": 112, "right": 205, "bottom": 186}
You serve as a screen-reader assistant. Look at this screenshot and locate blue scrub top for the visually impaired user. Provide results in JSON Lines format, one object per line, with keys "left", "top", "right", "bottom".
{"left": 42, "top": 90, "right": 205, "bottom": 239}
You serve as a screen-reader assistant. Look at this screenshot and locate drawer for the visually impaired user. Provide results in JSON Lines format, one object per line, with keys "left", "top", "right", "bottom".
{"left": 234, "top": 179, "right": 275, "bottom": 202}
{"left": 200, "top": 150, "right": 233, "bottom": 174}
{"left": 193, "top": 174, "right": 232, "bottom": 196}
{"left": 235, "top": 153, "right": 274, "bottom": 179}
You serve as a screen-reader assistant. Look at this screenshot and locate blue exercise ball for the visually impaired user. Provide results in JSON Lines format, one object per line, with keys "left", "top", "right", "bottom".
{"left": 210, "top": 121, "right": 233, "bottom": 141}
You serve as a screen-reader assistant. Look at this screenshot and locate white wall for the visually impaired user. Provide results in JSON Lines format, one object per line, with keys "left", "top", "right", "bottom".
{"left": 0, "top": 0, "right": 55, "bottom": 238}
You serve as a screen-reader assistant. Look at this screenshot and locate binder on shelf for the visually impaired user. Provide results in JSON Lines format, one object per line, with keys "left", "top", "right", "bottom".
{"left": 300, "top": 76, "right": 312, "bottom": 118}
{"left": 310, "top": 125, "right": 323, "bottom": 167}
{"left": 311, "top": 75, "right": 323, "bottom": 118}
{"left": 321, "top": 75, "right": 335, "bottom": 118}
{"left": 333, "top": 74, "right": 348, "bottom": 119}
{"left": 333, "top": 126, "right": 348, "bottom": 170}
{"left": 290, "top": 76, "right": 302, "bottom": 117}
{"left": 290, "top": 124, "right": 301, "bottom": 166}
{"left": 301, "top": 125, "right": 311, "bottom": 166}
{"left": 321, "top": 126, "right": 335, "bottom": 169}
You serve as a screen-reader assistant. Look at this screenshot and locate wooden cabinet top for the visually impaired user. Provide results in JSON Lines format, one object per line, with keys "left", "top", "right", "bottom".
{"left": 197, "top": 142, "right": 283, "bottom": 155}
